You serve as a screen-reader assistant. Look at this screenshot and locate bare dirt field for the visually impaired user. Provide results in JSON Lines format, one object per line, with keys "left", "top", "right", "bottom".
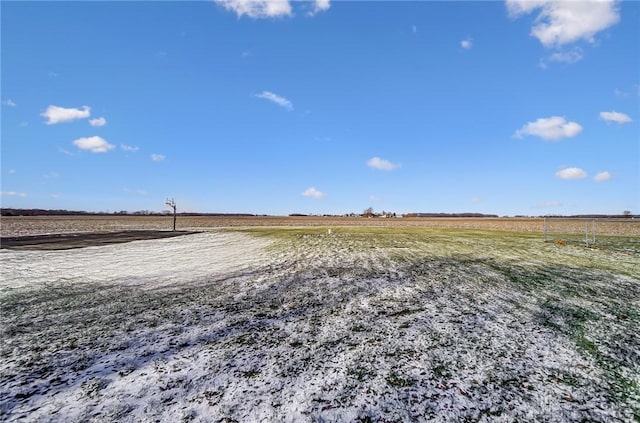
{"left": 0, "top": 230, "right": 200, "bottom": 251}
{"left": 1, "top": 219, "right": 639, "bottom": 422}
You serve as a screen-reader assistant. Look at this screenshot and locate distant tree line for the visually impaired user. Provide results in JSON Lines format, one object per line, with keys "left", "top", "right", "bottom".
{"left": 403, "top": 213, "right": 499, "bottom": 218}
{"left": 2, "top": 208, "right": 635, "bottom": 219}
{"left": 0, "top": 208, "right": 258, "bottom": 217}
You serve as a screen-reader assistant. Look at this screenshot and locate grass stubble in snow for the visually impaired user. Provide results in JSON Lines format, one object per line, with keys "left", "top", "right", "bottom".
{"left": 0, "top": 227, "right": 638, "bottom": 422}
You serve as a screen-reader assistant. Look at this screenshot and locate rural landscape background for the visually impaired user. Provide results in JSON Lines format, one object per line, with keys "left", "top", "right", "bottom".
{"left": 1, "top": 1, "right": 639, "bottom": 422}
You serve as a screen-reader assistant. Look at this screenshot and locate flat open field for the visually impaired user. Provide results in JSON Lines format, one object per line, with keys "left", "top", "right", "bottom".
{"left": 1, "top": 222, "right": 639, "bottom": 421}
{"left": 1, "top": 215, "right": 552, "bottom": 237}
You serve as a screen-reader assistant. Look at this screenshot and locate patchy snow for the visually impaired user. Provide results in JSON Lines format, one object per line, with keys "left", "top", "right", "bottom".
{"left": 1, "top": 229, "right": 638, "bottom": 422}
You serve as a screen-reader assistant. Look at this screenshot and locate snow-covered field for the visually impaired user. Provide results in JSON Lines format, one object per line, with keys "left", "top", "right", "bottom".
{"left": 1, "top": 228, "right": 639, "bottom": 422}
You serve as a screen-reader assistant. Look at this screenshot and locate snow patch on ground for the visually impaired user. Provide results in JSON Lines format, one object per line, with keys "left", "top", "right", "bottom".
{"left": 1, "top": 229, "right": 638, "bottom": 422}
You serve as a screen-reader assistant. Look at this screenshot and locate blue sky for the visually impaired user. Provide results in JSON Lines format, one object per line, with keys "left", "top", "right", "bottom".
{"left": 1, "top": 0, "right": 638, "bottom": 215}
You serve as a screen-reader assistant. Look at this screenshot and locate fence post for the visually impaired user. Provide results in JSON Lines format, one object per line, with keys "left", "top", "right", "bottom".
{"left": 584, "top": 220, "right": 589, "bottom": 247}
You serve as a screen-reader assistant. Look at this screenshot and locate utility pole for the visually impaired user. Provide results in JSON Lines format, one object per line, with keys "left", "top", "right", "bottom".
{"left": 165, "top": 198, "right": 176, "bottom": 231}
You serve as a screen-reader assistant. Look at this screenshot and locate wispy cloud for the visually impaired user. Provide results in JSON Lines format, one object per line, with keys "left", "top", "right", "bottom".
{"left": 514, "top": 116, "right": 582, "bottom": 141}
{"left": 121, "top": 144, "right": 139, "bottom": 152}
{"left": 72, "top": 136, "right": 114, "bottom": 153}
{"left": 614, "top": 88, "right": 628, "bottom": 97}
{"left": 215, "top": 0, "right": 292, "bottom": 19}
{"left": 42, "top": 105, "right": 91, "bottom": 125}
{"left": 151, "top": 153, "right": 165, "bottom": 162}
{"left": 471, "top": 197, "right": 483, "bottom": 203}
{"left": 555, "top": 167, "right": 587, "bottom": 180}
{"left": 506, "top": 0, "right": 620, "bottom": 48}
{"left": 8, "top": 169, "right": 16, "bottom": 175}
{"left": 367, "top": 157, "right": 401, "bottom": 171}
{"left": 58, "top": 147, "right": 75, "bottom": 156}
{"left": 540, "top": 47, "right": 583, "bottom": 68}
{"left": 302, "top": 187, "right": 326, "bottom": 199}
{"left": 89, "top": 117, "right": 107, "bottom": 127}
{"left": 460, "top": 38, "right": 473, "bottom": 49}
{"left": 43, "top": 171, "right": 59, "bottom": 179}
{"left": 594, "top": 171, "right": 612, "bottom": 182}
{"left": 1, "top": 191, "right": 27, "bottom": 197}
{"left": 255, "top": 91, "right": 294, "bottom": 111}
{"left": 599, "top": 111, "right": 632, "bottom": 124}
{"left": 2, "top": 99, "right": 16, "bottom": 107}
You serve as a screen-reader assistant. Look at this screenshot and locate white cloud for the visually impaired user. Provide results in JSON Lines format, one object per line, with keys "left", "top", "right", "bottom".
{"left": 594, "top": 171, "right": 612, "bottom": 182}
{"left": 72, "top": 136, "right": 114, "bottom": 153}
{"left": 555, "top": 167, "right": 587, "bottom": 180}
{"left": 514, "top": 116, "right": 582, "bottom": 140}
{"left": 471, "top": 197, "right": 483, "bottom": 203}
{"left": 50, "top": 194, "right": 61, "bottom": 199}
{"left": 542, "top": 47, "right": 583, "bottom": 66}
{"left": 412, "top": 25, "right": 417, "bottom": 34}
{"left": 1, "top": 191, "right": 27, "bottom": 197}
{"left": 215, "top": 0, "right": 292, "bottom": 19}
{"left": 89, "top": 117, "right": 107, "bottom": 127}
{"left": 8, "top": 169, "right": 16, "bottom": 174}
{"left": 302, "top": 187, "right": 326, "bottom": 199}
{"left": 19, "top": 121, "right": 28, "bottom": 127}
{"left": 2, "top": 99, "right": 16, "bottom": 107}
{"left": 42, "top": 105, "right": 91, "bottom": 125}
{"left": 309, "top": 0, "right": 330, "bottom": 15}
{"left": 461, "top": 39, "right": 473, "bottom": 49}
{"left": 599, "top": 111, "right": 632, "bottom": 124}
{"left": 121, "top": 144, "right": 139, "bottom": 152}
{"left": 506, "top": 0, "right": 620, "bottom": 47}
{"left": 151, "top": 153, "right": 165, "bottom": 162}
{"left": 367, "top": 157, "right": 401, "bottom": 171}
{"left": 216, "top": 0, "right": 330, "bottom": 19}
{"left": 255, "top": 91, "right": 294, "bottom": 111}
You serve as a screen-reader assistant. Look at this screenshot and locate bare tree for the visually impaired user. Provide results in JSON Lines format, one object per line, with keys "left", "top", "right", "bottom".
{"left": 363, "top": 207, "right": 375, "bottom": 218}
{"left": 165, "top": 198, "right": 177, "bottom": 231}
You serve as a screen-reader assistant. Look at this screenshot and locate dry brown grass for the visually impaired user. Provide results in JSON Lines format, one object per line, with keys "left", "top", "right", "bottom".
{"left": 1, "top": 215, "right": 638, "bottom": 238}
{"left": 0, "top": 215, "right": 539, "bottom": 237}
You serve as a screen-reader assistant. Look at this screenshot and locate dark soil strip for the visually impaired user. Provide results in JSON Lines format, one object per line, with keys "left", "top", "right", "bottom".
{"left": 0, "top": 230, "right": 200, "bottom": 251}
